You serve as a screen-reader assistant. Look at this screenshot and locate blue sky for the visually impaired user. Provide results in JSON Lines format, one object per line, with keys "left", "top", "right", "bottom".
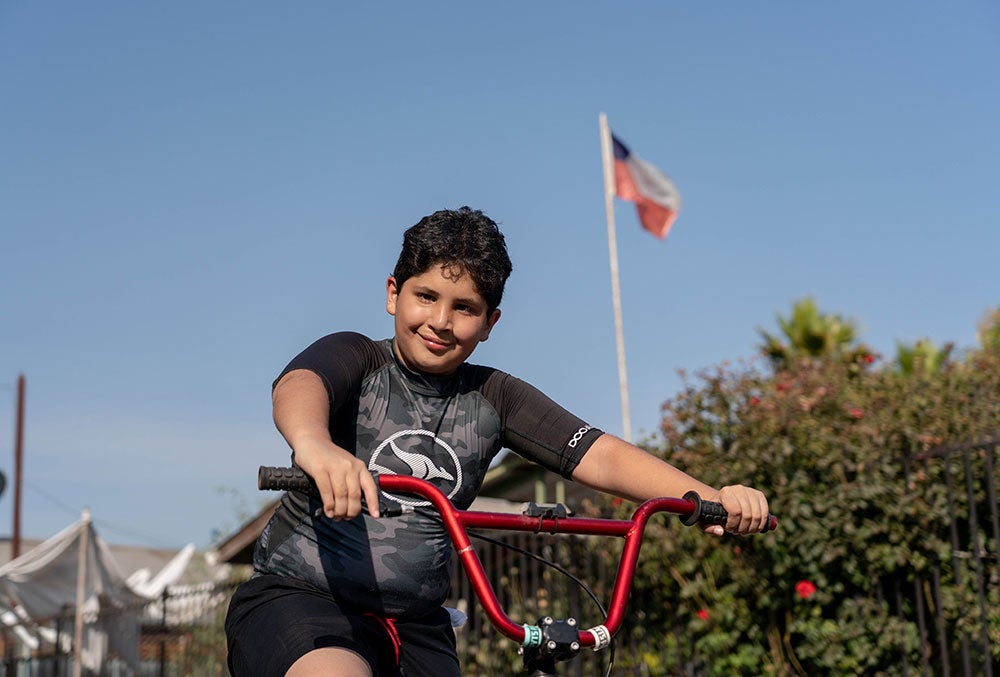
{"left": 1, "top": 3, "right": 997, "bottom": 549}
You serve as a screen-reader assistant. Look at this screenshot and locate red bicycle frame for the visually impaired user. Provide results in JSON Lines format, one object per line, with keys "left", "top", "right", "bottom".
{"left": 380, "top": 474, "right": 695, "bottom": 649}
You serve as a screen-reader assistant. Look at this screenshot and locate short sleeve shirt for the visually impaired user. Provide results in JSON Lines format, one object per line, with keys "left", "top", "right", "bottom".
{"left": 254, "top": 332, "right": 603, "bottom": 619}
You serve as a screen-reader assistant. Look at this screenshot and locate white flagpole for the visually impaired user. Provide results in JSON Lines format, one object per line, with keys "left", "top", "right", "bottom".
{"left": 599, "top": 113, "right": 632, "bottom": 443}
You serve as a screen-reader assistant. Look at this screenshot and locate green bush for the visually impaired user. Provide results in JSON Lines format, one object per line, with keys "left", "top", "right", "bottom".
{"left": 605, "top": 343, "right": 1000, "bottom": 675}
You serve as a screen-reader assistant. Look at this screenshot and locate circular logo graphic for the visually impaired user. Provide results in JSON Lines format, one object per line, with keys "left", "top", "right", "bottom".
{"left": 368, "top": 429, "right": 463, "bottom": 507}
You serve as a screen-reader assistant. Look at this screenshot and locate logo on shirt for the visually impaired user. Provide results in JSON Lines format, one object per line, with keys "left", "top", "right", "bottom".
{"left": 568, "top": 426, "right": 593, "bottom": 448}
{"left": 369, "top": 429, "right": 463, "bottom": 507}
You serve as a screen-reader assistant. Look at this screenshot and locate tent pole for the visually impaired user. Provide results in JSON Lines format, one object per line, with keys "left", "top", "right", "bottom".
{"left": 73, "top": 508, "right": 90, "bottom": 677}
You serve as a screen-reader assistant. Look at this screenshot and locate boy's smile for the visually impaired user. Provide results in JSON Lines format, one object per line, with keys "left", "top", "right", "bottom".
{"left": 386, "top": 264, "right": 501, "bottom": 375}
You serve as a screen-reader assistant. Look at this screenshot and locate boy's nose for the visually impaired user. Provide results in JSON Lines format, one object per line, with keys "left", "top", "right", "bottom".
{"left": 428, "top": 306, "right": 451, "bottom": 331}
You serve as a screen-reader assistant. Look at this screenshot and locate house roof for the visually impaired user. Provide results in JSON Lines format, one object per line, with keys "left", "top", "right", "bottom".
{"left": 214, "top": 499, "right": 278, "bottom": 565}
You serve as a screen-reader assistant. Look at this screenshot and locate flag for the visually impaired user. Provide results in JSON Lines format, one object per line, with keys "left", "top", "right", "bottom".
{"left": 612, "top": 133, "right": 682, "bottom": 239}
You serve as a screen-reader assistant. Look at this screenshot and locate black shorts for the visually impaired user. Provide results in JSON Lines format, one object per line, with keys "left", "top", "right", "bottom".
{"left": 225, "top": 574, "right": 460, "bottom": 677}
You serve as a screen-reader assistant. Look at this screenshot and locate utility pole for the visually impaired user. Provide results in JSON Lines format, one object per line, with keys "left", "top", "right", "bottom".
{"left": 12, "top": 374, "right": 25, "bottom": 561}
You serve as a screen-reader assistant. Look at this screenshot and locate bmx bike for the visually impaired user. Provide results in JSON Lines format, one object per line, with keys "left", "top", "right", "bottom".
{"left": 258, "top": 465, "right": 776, "bottom": 676}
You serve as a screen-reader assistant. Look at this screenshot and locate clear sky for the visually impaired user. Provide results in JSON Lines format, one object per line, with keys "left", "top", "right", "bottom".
{"left": 1, "top": 2, "right": 997, "bottom": 549}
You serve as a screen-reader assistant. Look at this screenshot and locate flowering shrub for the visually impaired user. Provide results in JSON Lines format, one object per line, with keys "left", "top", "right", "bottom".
{"left": 604, "top": 341, "right": 1000, "bottom": 675}
{"left": 794, "top": 580, "right": 816, "bottom": 600}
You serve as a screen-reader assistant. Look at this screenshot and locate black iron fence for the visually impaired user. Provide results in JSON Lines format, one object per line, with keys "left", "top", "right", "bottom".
{"left": 892, "top": 436, "right": 1000, "bottom": 677}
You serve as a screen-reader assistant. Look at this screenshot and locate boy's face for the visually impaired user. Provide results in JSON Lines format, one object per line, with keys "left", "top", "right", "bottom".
{"left": 386, "top": 264, "right": 501, "bottom": 375}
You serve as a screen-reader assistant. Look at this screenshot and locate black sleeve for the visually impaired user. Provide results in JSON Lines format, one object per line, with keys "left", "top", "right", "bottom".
{"left": 273, "top": 332, "right": 389, "bottom": 413}
{"left": 474, "top": 367, "right": 604, "bottom": 479}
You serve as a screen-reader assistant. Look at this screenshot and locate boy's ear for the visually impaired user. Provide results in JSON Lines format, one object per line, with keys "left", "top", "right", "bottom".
{"left": 386, "top": 276, "right": 399, "bottom": 316}
{"left": 480, "top": 308, "right": 502, "bottom": 342}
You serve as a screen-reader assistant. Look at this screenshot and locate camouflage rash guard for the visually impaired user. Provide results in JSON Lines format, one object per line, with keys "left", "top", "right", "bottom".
{"left": 254, "top": 332, "right": 604, "bottom": 620}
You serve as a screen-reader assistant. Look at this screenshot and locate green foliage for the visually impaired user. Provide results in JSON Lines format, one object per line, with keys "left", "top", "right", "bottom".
{"left": 757, "top": 297, "right": 872, "bottom": 371}
{"left": 978, "top": 307, "right": 1000, "bottom": 353}
{"left": 602, "top": 338, "right": 1000, "bottom": 675}
{"left": 894, "top": 338, "right": 954, "bottom": 376}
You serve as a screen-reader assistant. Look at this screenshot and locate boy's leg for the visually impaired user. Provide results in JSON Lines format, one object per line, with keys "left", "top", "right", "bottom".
{"left": 286, "top": 647, "right": 373, "bottom": 677}
{"left": 394, "top": 607, "right": 462, "bottom": 677}
{"left": 225, "top": 575, "right": 385, "bottom": 676}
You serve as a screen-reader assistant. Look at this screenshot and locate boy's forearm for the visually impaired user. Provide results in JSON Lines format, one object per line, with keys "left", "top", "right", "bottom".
{"left": 570, "top": 434, "right": 717, "bottom": 503}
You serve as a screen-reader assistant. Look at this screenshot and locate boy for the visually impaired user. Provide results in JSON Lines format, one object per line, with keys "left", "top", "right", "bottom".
{"left": 225, "top": 207, "right": 769, "bottom": 676}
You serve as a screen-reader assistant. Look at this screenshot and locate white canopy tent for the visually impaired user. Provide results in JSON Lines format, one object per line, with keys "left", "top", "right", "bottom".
{"left": 0, "top": 510, "right": 194, "bottom": 674}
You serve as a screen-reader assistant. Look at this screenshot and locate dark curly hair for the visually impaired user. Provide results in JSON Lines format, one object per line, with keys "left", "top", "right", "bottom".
{"left": 392, "top": 207, "right": 513, "bottom": 312}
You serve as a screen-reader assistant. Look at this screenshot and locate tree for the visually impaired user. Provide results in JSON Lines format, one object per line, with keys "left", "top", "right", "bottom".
{"left": 977, "top": 306, "right": 1000, "bottom": 352}
{"left": 597, "top": 303, "right": 1000, "bottom": 675}
{"left": 757, "top": 297, "right": 872, "bottom": 371}
{"left": 893, "top": 338, "right": 954, "bottom": 376}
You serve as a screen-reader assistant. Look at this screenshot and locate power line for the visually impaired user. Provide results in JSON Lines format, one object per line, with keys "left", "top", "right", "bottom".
{"left": 24, "top": 480, "right": 181, "bottom": 549}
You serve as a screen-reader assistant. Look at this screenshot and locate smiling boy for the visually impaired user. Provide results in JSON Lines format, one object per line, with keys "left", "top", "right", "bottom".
{"left": 224, "top": 207, "right": 769, "bottom": 677}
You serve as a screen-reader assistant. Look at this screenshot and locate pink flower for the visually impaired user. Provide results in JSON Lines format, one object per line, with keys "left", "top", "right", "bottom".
{"left": 696, "top": 609, "right": 709, "bottom": 621}
{"left": 795, "top": 580, "right": 817, "bottom": 600}
{"left": 849, "top": 408, "right": 864, "bottom": 419}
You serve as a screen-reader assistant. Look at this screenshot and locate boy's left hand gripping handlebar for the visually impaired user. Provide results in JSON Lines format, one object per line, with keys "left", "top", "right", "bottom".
{"left": 680, "top": 490, "right": 777, "bottom": 533}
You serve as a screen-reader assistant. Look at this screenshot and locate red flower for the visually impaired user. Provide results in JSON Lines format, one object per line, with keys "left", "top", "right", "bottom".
{"left": 750, "top": 396, "right": 761, "bottom": 405}
{"left": 795, "top": 580, "right": 817, "bottom": 600}
{"left": 864, "top": 354, "right": 874, "bottom": 364}
{"left": 849, "top": 407, "right": 863, "bottom": 419}
{"left": 696, "top": 609, "right": 709, "bottom": 621}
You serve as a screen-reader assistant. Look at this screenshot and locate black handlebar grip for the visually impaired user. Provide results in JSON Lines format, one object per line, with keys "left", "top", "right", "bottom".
{"left": 681, "top": 491, "right": 727, "bottom": 527}
{"left": 258, "top": 465, "right": 312, "bottom": 492}
{"left": 681, "top": 491, "right": 775, "bottom": 533}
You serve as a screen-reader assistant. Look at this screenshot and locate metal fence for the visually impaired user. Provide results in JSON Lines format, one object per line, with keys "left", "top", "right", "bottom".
{"left": 892, "top": 436, "right": 1000, "bottom": 677}
{"left": 0, "top": 581, "right": 236, "bottom": 677}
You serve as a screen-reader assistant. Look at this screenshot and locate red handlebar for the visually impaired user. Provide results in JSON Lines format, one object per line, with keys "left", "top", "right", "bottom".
{"left": 257, "top": 466, "right": 777, "bottom": 653}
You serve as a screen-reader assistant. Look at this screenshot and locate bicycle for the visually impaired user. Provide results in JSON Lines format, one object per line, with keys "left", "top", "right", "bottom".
{"left": 258, "top": 466, "right": 777, "bottom": 676}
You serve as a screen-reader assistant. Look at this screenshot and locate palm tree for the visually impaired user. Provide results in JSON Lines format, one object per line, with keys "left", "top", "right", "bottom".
{"left": 894, "top": 338, "right": 954, "bottom": 376}
{"left": 976, "top": 306, "right": 1000, "bottom": 352}
{"left": 758, "top": 297, "right": 870, "bottom": 370}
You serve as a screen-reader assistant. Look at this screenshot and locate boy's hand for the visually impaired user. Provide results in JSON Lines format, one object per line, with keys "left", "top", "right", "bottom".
{"left": 702, "top": 485, "right": 769, "bottom": 536}
{"left": 293, "top": 437, "right": 381, "bottom": 520}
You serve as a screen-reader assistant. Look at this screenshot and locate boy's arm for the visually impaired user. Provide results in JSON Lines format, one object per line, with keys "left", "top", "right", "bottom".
{"left": 272, "top": 369, "right": 381, "bottom": 519}
{"left": 570, "top": 434, "right": 768, "bottom": 535}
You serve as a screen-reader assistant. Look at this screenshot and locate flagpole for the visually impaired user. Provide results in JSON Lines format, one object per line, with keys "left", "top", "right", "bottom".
{"left": 599, "top": 113, "right": 632, "bottom": 443}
